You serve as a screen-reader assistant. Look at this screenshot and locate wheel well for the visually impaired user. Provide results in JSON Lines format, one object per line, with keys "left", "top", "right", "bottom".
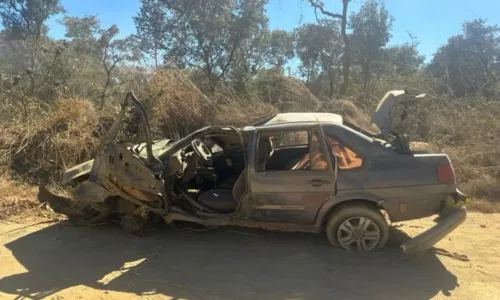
{"left": 320, "top": 199, "right": 388, "bottom": 230}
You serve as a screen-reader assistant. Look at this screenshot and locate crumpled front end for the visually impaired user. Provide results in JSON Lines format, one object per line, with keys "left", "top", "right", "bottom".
{"left": 38, "top": 91, "right": 166, "bottom": 226}
{"left": 38, "top": 180, "right": 116, "bottom": 223}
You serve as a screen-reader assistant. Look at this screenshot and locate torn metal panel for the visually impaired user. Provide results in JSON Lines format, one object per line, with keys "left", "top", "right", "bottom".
{"left": 73, "top": 181, "right": 112, "bottom": 205}
{"left": 62, "top": 160, "right": 94, "bottom": 184}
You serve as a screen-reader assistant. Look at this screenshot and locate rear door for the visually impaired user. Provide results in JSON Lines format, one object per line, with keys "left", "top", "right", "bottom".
{"left": 249, "top": 125, "right": 336, "bottom": 224}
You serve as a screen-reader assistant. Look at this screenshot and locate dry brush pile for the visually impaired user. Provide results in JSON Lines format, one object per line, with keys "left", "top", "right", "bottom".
{"left": 0, "top": 99, "right": 103, "bottom": 183}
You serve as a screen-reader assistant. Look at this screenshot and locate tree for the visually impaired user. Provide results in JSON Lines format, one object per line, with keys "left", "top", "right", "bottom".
{"left": 62, "top": 16, "right": 141, "bottom": 109}
{"left": 61, "top": 15, "right": 100, "bottom": 54}
{"left": 463, "top": 19, "right": 500, "bottom": 84}
{"left": 136, "top": 0, "right": 269, "bottom": 85}
{"left": 307, "top": 0, "right": 351, "bottom": 95}
{"left": 429, "top": 19, "right": 500, "bottom": 97}
{"left": 0, "top": 0, "right": 64, "bottom": 39}
{"left": 133, "top": 0, "right": 168, "bottom": 68}
{"left": 295, "top": 20, "right": 343, "bottom": 97}
{"left": 382, "top": 41, "right": 424, "bottom": 76}
{"left": 0, "top": 0, "right": 64, "bottom": 97}
{"left": 97, "top": 26, "right": 141, "bottom": 109}
{"left": 265, "top": 30, "right": 295, "bottom": 69}
{"left": 349, "top": 0, "right": 393, "bottom": 90}
{"left": 230, "top": 29, "right": 294, "bottom": 89}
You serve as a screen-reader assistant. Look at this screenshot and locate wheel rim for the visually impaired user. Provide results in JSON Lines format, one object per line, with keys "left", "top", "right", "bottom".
{"left": 337, "top": 217, "right": 381, "bottom": 252}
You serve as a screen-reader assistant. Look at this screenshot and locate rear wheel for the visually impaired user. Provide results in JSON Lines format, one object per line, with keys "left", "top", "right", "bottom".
{"left": 326, "top": 203, "right": 389, "bottom": 252}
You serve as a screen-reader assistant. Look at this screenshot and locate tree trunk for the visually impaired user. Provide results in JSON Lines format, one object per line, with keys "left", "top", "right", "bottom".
{"left": 28, "top": 49, "right": 36, "bottom": 96}
{"left": 327, "top": 66, "right": 335, "bottom": 98}
{"left": 19, "top": 87, "right": 28, "bottom": 121}
{"left": 478, "top": 54, "right": 498, "bottom": 83}
{"left": 307, "top": 0, "right": 351, "bottom": 95}
{"left": 100, "top": 71, "right": 111, "bottom": 110}
{"left": 444, "top": 63, "right": 455, "bottom": 97}
{"left": 339, "top": 0, "right": 351, "bottom": 95}
{"left": 362, "top": 60, "right": 370, "bottom": 92}
{"left": 154, "top": 46, "right": 159, "bottom": 68}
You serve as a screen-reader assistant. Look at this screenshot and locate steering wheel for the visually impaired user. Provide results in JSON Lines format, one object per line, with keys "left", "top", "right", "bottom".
{"left": 191, "top": 139, "right": 212, "bottom": 163}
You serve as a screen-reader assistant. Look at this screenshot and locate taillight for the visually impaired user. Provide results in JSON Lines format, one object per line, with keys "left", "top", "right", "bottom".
{"left": 438, "top": 163, "right": 455, "bottom": 184}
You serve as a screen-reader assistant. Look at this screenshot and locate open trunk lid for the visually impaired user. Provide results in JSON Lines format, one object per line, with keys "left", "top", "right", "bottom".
{"left": 371, "top": 90, "right": 426, "bottom": 138}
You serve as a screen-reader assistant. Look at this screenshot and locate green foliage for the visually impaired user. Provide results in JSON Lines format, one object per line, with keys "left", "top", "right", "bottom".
{"left": 429, "top": 19, "right": 500, "bottom": 98}
{"left": 230, "top": 29, "right": 295, "bottom": 90}
{"left": 350, "top": 0, "right": 393, "bottom": 90}
{"left": 295, "top": 20, "right": 343, "bottom": 97}
{"left": 60, "top": 16, "right": 142, "bottom": 109}
{"left": 140, "top": 0, "right": 270, "bottom": 82}
{"left": 133, "top": 0, "right": 168, "bottom": 67}
{"left": 307, "top": 0, "right": 351, "bottom": 95}
{"left": 0, "top": 0, "right": 64, "bottom": 39}
{"left": 381, "top": 43, "right": 425, "bottom": 76}
{"left": 134, "top": 0, "right": 294, "bottom": 88}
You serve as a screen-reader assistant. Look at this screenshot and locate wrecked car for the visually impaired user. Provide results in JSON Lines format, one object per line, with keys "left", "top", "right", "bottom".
{"left": 38, "top": 90, "right": 470, "bottom": 253}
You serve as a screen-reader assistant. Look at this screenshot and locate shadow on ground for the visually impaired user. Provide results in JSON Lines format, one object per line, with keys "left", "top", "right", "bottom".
{"left": 0, "top": 223, "right": 458, "bottom": 300}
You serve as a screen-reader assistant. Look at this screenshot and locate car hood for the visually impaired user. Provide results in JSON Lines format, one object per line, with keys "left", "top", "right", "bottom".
{"left": 371, "top": 90, "right": 426, "bottom": 138}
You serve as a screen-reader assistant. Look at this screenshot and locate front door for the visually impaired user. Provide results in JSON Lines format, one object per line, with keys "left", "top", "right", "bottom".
{"left": 249, "top": 126, "right": 336, "bottom": 224}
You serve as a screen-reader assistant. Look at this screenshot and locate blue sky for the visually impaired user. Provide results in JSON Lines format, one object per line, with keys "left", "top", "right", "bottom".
{"left": 46, "top": 0, "right": 500, "bottom": 61}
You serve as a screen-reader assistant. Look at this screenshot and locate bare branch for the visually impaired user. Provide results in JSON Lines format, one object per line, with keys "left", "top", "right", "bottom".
{"left": 218, "top": 32, "right": 241, "bottom": 79}
{"left": 307, "top": 0, "right": 343, "bottom": 19}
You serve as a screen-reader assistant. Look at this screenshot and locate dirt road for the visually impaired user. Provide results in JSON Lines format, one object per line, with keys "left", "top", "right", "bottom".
{"left": 0, "top": 212, "right": 499, "bottom": 300}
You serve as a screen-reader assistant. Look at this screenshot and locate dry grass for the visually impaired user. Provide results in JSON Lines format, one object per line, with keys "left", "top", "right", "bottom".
{"left": 467, "top": 198, "right": 500, "bottom": 214}
{"left": 0, "top": 98, "right": 102, "bottom": 183}
{"left": 426, "top": 101, "right": 500, "bottom": 202}
{"left": 137, "top": 70, "right": 278, "bottom": 139}
{"left": 255, "top": 72, "right": 323, "bottom": 112}
{"left": 0, "top": 176, "right": 39, "bottom": 220}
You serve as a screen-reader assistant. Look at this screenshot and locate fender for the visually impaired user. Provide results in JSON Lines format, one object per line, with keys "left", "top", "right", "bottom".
{"left": 314, "top": 191, "right": 385, "bottom": 228}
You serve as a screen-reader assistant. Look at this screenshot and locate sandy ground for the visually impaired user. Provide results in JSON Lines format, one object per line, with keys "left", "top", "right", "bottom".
{"left": 0, "top": 212, "right": 499, "bottom": 300}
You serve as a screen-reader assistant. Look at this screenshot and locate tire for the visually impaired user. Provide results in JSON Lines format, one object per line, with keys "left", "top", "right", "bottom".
{"left": 325, "top": 203, "right": 389, "bottom": 252}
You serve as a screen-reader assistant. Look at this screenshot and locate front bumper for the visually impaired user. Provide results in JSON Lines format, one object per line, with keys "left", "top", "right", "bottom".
{"left": 400, "top": 189, "right": 469, "bottom": 254}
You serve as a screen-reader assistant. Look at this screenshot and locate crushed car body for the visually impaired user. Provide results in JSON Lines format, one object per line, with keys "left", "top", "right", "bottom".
{"left": 38, "top": 90, "right": 470, "bottom": 253}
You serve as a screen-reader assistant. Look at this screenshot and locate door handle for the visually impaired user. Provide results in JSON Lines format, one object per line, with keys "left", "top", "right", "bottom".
{"left": 307, "top": 179, "right": 329, "bottom": 187}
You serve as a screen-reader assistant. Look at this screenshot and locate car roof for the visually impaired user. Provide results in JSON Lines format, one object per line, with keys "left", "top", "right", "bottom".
{"left": 254, "top": 112, "right": 343, "bottom": 126}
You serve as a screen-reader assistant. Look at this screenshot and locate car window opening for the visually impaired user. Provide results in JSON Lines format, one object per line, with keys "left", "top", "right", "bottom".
{"left": 256, "top": 130, "right": 330, "bottom": 172}
{"left": 325, "top": 136, "right": 363, "bottom": 170}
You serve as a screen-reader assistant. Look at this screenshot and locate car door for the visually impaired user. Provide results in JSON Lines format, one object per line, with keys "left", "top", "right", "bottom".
{"left": 248, "top": 125, "right": 336, "bottom": 224}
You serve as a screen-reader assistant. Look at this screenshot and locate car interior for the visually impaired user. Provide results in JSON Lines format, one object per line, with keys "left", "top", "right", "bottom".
{"left": 175, "top": 130, "right": 326, "bottom": 214}
{"left": 258, "top": 130, "right": 331, "bottom": 172}
{"left": 172, "top": 132, "right": 248, "bottom": 214}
